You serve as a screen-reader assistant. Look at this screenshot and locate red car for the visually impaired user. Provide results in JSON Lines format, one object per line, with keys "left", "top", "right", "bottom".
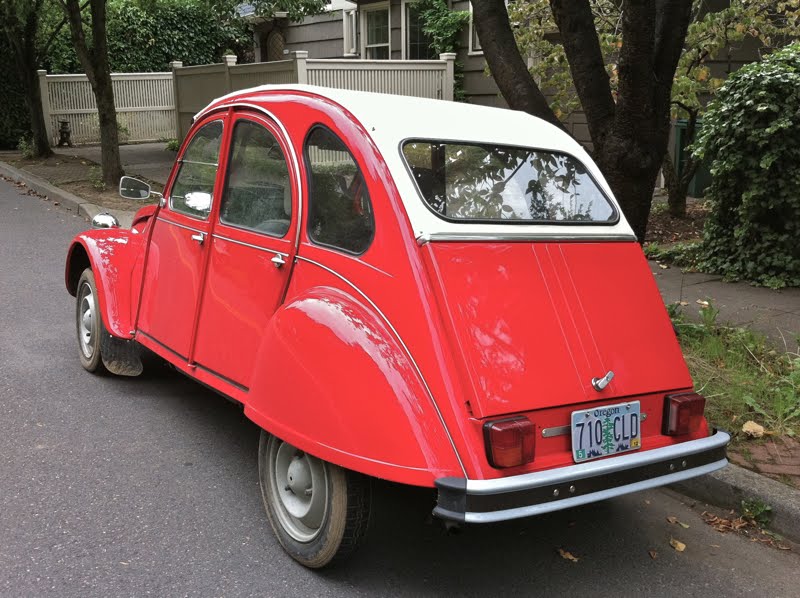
{"left": 65, "top": 85, "right": 729, "bottom": 568}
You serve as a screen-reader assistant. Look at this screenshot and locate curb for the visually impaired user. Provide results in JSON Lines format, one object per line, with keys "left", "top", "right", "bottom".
{"left": 672, "top": 463, "right": 800, "bottom": 543}
{"left": 0, "top": 159, "right": 134, "bottom": 228}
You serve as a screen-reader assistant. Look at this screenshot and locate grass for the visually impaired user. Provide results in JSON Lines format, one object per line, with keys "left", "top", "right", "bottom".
{"left": 671, "top": 303, "right": 800, "bottom": 439}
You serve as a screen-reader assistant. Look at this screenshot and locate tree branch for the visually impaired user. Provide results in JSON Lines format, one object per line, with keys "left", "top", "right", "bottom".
{"left": 470, "top": 0, "right": 565, "bottom": 131}
{"left": 549, "top": 0, "right": 616, "bottom": 145}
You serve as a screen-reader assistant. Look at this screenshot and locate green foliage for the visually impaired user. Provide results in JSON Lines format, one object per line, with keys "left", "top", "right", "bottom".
{"left": 643, "top": 241, "right": 704, "bottom": 269}
{"left": 0, "top": 36, "right": 30, "bottom": 149}
{"left": 44, "top": 0, "right": 253, "bottom": 73}
{"left": 164, "top": 138, "right": 180, "bottom": 152}
{"left": 17, "top": 136, "right": 34, "bottom": 159}
{"left": 670, "top": 302, "right": 800, "bottom": 436}
{"left": 741, "top": 498, "right": 773, "bottom": 526}
{"left": 89, "top": 166, "right": 106, "bottom": 191}
{"left": 415, "top": 0, "right": 470, "bottom": 101}
{"left": 693, "top": 43, "right": 800, "bottom": 288}
{"left": 508, "top": 1, "right": 800, "bottom": 123}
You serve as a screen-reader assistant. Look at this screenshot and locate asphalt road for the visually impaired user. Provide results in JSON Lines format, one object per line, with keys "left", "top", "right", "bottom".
{"left": 1, "top": 177, "right": 798, "bottom": 597}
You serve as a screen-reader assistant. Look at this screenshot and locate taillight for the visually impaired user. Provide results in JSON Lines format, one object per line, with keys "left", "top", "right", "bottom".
{"left": 483, "top": 416, "right": 535, "bottom": 468}
{"left": 663, "top": 393, "right": 706, "bottom": 436}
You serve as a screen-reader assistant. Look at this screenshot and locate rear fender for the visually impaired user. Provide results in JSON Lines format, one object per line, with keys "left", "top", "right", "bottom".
{"left": 65, "top": 229, "right": 146, "bottom": 339}
{"left": 244, "top": 286, "right": 463, "bottom": 487}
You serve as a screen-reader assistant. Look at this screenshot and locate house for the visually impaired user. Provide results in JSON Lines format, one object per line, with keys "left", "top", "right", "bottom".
{"left": 242, "top": 0, "right": 764, "bottom": 187}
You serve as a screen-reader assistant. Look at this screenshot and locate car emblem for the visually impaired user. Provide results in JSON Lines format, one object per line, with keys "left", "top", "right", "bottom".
{"left": 591, "top": 370, "right": 615, "bottom": 391}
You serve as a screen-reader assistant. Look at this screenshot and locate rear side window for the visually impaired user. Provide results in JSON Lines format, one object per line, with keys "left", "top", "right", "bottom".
{"left": 220, "top": 120, "right": 292, "bottom": 237}
{"left": 401, "top": 140, "right": 616, "bottom": 224}
{"left": 305, "top": 127, "right": 374, "bottom": 254}
{"left": 171, "top": 120, "right": 223, "bottom": 219}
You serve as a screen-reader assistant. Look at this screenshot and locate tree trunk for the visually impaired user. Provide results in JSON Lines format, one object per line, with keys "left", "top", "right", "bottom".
{"left": 21, "top": 67, "right": 52, "bottom": 157}
{"left": 61, "top": 0, "right": 124, "bottom": 185}
{"left": 471, "top": 0, "right": 693, "bottom": 241}
{"left": 594, "top": 130, "right": 666, "bottom": 242}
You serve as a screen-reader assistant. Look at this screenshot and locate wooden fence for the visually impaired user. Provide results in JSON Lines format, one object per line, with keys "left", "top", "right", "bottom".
{"left": 38, "top": 70, "right": 175, "bottom": 145}
{"left": 173, "top": 52, "right": 455, "bottom": 140}
{"left": 37, "top": 53, "right": 455, "bottom": 145}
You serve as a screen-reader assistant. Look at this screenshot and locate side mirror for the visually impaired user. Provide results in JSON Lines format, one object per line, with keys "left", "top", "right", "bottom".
{"left": 119, "top": 176, "right": 151, "bottom": 200}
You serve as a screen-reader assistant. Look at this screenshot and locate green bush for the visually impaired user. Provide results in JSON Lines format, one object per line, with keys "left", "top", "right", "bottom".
{"left": 693, "top": 43, "right": 800, "bottom": 288}
{"left": 0, "top": 37, "right": 31, "bottom": 150}
{"left": 44, "top": 0, "right": 252, "bottom": 74}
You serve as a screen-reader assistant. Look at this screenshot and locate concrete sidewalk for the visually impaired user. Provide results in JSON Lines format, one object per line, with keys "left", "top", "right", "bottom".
{"left": 650, "top": 263, "right": 800, "bottom": 348}
{"left": 60, "top": 142, "right": 173, "bottom": 186}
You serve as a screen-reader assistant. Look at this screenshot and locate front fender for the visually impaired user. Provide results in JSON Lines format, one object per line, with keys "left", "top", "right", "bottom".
{"left": 244, "top": 286, "right": 463, "bottom": 487}
{"left": 65, "top": 229, "right": 146, "bottom": 339}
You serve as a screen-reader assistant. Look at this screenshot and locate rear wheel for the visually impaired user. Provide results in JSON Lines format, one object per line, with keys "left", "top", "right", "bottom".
{"left": 76, "top": 268, "right": 106, "bottom": 374}
{"left": 258, "top": 431, "right": 371, "bottom": 568}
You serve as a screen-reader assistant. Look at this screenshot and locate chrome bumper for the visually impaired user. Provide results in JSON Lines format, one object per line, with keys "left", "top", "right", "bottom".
{"left": 434, "top": 430, "right": 730, "bottom": 523}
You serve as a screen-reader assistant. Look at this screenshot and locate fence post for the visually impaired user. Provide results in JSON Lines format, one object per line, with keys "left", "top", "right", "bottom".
{"left": 439, "top": 53, "right": 456, "bottom": 101}
{"left": 294, "top": 51, "right": 309, "bottom": 84}
{"left": 37, "top": 70, "right": 53, "bottom": 145}
{"left": 169, "top": 60, "right": 183, "bottom": 139}
{"left": 223, "top": 54, "right": 237, "bottom": 93}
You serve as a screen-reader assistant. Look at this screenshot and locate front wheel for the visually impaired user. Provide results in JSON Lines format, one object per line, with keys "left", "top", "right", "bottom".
{"left": 258, "top": 431, "right": 371, "bottom": 568}
{"left": 75, "top": 268, "right": 106, "bottom": 374}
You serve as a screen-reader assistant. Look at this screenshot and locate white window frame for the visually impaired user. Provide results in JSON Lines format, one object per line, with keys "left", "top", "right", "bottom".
{"left": 468, "top": 3, "right": 482, "bottom": 56}
{"left": 343, "top": 8, "right": 358, "bottom": 56}
{"left": 360, "top": 2, "right": 391, "bottom": 60}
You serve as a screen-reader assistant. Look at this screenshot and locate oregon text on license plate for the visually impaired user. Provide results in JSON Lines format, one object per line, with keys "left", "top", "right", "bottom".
{"left": 571, "top": 401, "right": 641, "bottom": 463}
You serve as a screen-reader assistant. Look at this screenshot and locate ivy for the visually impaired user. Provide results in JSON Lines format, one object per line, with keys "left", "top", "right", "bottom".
{"left": 415, "top": 0, "right": 470, "bottom": 101}
{"left": 693, "top": 43, "right": 800, "bottom": 288}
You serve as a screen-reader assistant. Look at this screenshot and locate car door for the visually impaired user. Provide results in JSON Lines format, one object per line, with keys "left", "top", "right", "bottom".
{"left": 190, "top": 112, "right": 298, "bottom": 391}
{"left": 137, "top": 115, "right": 227, "bottom": 360}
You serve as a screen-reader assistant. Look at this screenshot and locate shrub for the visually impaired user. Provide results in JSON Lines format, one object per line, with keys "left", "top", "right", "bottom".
{"left": 693, "top": 43, "right": 800, "bottom": 288}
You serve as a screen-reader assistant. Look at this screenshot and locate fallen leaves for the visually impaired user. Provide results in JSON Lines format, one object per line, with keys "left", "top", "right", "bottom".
{"left": 648, "top": 550, "right": 658, "bottom": 560}
{"left": 670, "top": 538, "right": 686, "bottom": 552}
{"left": 666, "top": 516, "right": 690, "bottom": 528}
{"left": 702, "top": 511, "right": 792, "bottom": 551}
{"left": 557, "top": 548, "right": 579, "bottom": 563}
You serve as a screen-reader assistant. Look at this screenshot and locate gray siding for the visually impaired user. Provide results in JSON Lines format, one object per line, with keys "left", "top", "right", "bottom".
{"left": 284, "top": 11, "right": 346, "bottom": 58}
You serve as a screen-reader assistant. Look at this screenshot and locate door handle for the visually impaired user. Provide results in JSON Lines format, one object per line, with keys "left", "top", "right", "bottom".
{"left": 191, "top": 232, "right": 205, "bottom": 245}
{"left": 271, "top": 254, "right": 286, "bottom": 268}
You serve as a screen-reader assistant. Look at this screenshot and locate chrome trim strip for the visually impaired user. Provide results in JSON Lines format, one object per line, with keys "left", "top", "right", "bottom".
{"left": 295, "top": 254, "right": 467, "bottom": 477}
{"left": 466, "top": 430, "right": 730, "bottom": 495}
{"left": 156, "top": 217, "right": 204, "bottom": 234}
{"left": 416, "top": 232, "right": 637, "bottom": 245}
{"left": 464, "top": 458, "right": 728, "bottom": 523}
{"left": 541, "top": 425, "right": 570, "bottom": 438}
{"left": 212, "top": 233, "right": 289, "bottom": 256}
{"left": 178, "top": 159, "right": 219, "bottom": 167}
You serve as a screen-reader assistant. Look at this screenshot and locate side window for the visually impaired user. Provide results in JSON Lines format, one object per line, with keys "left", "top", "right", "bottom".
{"left": 170, "top": 120, "right": 223, "bottom": 219}
{"left": 220, "top": 120, "right": 292, "bottom": 237}
{"left": 305, "top": 127, "right": 375, "bottom": 254}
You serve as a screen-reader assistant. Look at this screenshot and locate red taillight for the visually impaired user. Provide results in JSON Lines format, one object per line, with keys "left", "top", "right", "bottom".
{"left": 663, "top": 393, "right": 706, "bottom": 436}
{"left": 483, "top": 416, "right": 535, "bottom": 468}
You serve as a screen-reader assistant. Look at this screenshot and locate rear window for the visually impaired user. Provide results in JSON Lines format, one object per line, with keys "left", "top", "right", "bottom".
{"left": 401, "top": 140, "right": 616, "bottom": 224}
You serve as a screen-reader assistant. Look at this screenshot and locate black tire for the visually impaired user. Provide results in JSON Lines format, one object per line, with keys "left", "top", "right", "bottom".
{"left": 258, "top": 431, "right": 371, "bottom": 568}
{"left": 75, "top": 268, "right": 107, "bottom": 374}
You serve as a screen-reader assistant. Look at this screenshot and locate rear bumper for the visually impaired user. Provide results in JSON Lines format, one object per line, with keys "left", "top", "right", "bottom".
{"left": 434, "top": 429, "right": 730, "bottom": 523}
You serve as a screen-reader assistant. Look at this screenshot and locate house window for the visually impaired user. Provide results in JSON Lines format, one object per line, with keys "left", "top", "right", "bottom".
{"left": 343, "top": 9, "right": 357, "bottom": 56}
{"left": 361, "top": 3, "right": 390, "bottom": 59}
{"left": 405, "top": 2, "right": 437, "bottom": 60}
{"left": 468, "top": 3, "right": 482, "bottom": 55}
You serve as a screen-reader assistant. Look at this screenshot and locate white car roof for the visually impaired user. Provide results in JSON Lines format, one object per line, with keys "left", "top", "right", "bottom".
{"left": 196, "top": 84, "right": 636, "bottom": 242}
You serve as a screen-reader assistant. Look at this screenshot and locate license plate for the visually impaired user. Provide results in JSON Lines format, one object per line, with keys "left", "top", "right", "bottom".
{"left": 571, "top": 401, "right": 641, "bottom": 463}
